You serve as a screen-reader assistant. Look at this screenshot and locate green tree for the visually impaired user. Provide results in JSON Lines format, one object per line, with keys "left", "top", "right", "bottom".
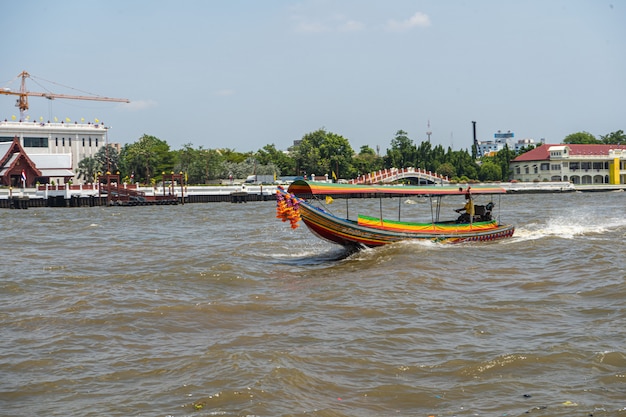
{"left": 385, "top": 130, "right": 415, "bottom": 168}
{"left": 600, "top": 130, "right": 626, "bottom": 144}
{"left": 445, "top": 148, "right": 479, "bottom": 181}
{"left": 517, "top": 143, "right": 537, "bottom": 155}
{"left": 94, "top": 144, "right": 120, "bottom": 173}
{"left": 171, "top": 144, "right": 223, "bottom": 184}
{"left": 256, "top": 144, "right": 295, "bottom": 176}
{"left": 120, "top": 134, "right": 173, "bottom": 184}
{"left": 294, "top": 129, "right": 354, "bottom": 179}
{"left": 415, "top": 141, "right": 432, "bottom": 170}
{"left": 221, "top": 160, "right": 249, "bottom": 180}
{"left": 478, "top": 161, "right": 502, "bottom": 181}
{"left": 76, "top": 156, "right": 99, "bottom": 183}
{"left": 175, "top": 143, "right": 197, "bottom": 176}
{"left": 435, "top": 162, "right": 456, "bottom": 179}
{"left": 220, "top": 148, "right": 249, "bottom": 164}
{"left": 488, "top": 145, "right": 516, "bottom": 181}
{"left": 353, "top": 145, "right": 384, "bottom": 176}
{"left": 429, "top": 144, "right": 447, "bottom": 173}
{"left": 193, "top": 148, "right": 224, "bottom": 183}
{"left": 563, "top": 131, "right": 600, "bottom": 144}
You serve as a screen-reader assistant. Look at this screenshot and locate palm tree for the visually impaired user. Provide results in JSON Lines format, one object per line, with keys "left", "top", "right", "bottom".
{"left": 77, "top": 157, "right": 99, "bottom": 183}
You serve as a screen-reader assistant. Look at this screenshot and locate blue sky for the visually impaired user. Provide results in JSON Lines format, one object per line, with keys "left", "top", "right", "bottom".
{"left": 3, "top": 0, "right": 624, "bottom": 153}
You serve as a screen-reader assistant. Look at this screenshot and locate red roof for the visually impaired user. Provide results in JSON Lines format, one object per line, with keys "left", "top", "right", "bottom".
{"left": 513, "top": 144, "right": 626, "bottom": 162}
{"left": 0, "top": 138, "right": 40, "bottom": 175}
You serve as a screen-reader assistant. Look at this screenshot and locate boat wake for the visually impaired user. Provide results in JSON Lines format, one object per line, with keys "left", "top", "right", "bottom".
{"left": 513, "top": 214, "right": 626, "bottom": 242}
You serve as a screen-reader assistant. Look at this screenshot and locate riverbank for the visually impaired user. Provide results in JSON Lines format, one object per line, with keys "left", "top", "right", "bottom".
{"left": 501, "top": 181, "right": 625, "bottom": 193}
{"left": 0, "top": 183, "right": 277, "bottom": 208}
{"left": 0, "top": 181, "right": 623, "bottom": 208}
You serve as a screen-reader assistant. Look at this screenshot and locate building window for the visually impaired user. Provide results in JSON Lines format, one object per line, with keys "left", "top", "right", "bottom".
{"left": 525, "top": 167, "right": 529, "bottom": 174}
{"left": 55, "top": 138, "right": 58, "bottom": 146}
{"left": 570, "top": 162, "right": 580, "bottom": 171}
{"left": 581, "top": 162, "right": 592, "bottom": 170}
{"left": 95, "top": 138, "right": 98, "bottom": 147}
{"left": 516, "top": 167, "right": 520, "bottom": 174}
{"left": 82, "top": 138, "right": 85, "bottom": 147}
{"left": 540, "top": 163, "right": 550, "bottom": 171}
{"left": 89, "top": 137, "right": 92, "bottom": 147}
{"left": 551, "top": 164, "right": 560, "bottom": 171}
{"left": 533, "top": 166, "right": 538, "bottom": 174}
{"left": 24, "top": 137, "right": 48, "bottom": 147}
{"left": 69, "top": 138, "right": 71, "bottom": 146}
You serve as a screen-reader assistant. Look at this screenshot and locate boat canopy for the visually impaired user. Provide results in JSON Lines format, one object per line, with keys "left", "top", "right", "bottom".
{"left": 286, "top": 180, "right": 507, "bottom": 197}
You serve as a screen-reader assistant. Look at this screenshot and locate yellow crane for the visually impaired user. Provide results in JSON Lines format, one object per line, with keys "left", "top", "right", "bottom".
{"left": 1, "top": 70, "right": 129, "bottom": 121}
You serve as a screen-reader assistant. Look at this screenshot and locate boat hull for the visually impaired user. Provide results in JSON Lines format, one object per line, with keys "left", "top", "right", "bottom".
{"left": 297, "top": 198, "right": 515, "bottom": 248}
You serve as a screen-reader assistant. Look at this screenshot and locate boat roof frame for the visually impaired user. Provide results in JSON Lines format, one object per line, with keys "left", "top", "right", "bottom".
{"left": 286, "top": 180, "right": 507, "bottom": 197}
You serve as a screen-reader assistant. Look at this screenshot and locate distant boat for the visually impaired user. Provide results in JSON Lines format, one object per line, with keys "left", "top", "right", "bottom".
{"left": 276, "top": 180, "right": 515, "bottom": 248}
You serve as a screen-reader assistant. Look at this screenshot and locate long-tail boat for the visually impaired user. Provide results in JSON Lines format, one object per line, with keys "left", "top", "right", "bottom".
{"left": 276, "top": 180, "right": 515, "bottom": 248}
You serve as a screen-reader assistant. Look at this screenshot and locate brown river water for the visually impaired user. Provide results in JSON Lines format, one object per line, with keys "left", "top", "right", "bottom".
{"left": 1, "top": 191, "right": 625, "bottom": 417}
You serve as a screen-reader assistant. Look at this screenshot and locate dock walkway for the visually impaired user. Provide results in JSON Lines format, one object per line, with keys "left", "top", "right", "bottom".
{"left": 0, "top": 183, "right": 278, "bottom": 208}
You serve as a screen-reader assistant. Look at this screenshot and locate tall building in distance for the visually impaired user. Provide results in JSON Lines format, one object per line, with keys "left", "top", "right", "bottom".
{"left": 477, "top": 130, "right": 540, "bottom": 157}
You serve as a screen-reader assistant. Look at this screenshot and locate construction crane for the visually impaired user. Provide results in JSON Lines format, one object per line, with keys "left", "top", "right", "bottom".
{"left": 0, "top": 70, "right": 129, "bottom": 121}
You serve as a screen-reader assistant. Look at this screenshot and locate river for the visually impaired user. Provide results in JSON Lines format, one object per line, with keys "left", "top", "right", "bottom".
{"left": 1, "top": 191, "right": 625, "bottom": 417}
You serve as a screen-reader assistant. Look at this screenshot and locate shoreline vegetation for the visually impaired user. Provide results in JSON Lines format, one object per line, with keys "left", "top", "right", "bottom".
{"left": 67, "top": 129, "right": 626, "bottom": 190}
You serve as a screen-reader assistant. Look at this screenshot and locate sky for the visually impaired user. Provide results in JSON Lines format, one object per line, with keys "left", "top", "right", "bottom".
{"left": 2, "top": 0, "right": 625, "bottom": 153}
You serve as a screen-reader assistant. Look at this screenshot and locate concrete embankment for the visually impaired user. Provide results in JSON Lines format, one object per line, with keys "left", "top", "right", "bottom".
{"left": 0, "top": 182, "right": 624, "bottom": 209}
{"left": 0, "top": 184, "right": 279, "bottom": 208}
{"left": 501, "top": 181, "right": 626, "bottom": 193}
{"left": 500, "top": 181, "right": 576, "bottom": 193}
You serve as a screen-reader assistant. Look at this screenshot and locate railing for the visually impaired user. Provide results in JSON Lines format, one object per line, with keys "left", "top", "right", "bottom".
{"left": 350, "top": 167, "right": 449, "bottom": 185}
{"left": 0, "top": 120, "right": 107, "bottom": 129}
{"left": 37, "top": 183, "right": 139, "bottom": 191}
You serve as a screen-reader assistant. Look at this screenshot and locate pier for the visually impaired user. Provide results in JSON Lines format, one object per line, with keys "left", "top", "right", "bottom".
{"left": 0, "top": 182, "right": 278, "bottom": 209}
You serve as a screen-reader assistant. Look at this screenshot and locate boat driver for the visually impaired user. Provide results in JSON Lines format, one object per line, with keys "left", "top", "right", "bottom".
{"left": 455, "top": 193, "right": 475, "bottom": 223}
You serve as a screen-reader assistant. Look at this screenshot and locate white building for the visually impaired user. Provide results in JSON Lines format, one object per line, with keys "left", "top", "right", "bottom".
{"left": 510, "top": 143, "right": 626, "bottom": 184}
{"left": 477, "top": 130, "right": 540, "bottom": 156}
{"left": 0, "top": 119, "right": 112, "bottom": 185}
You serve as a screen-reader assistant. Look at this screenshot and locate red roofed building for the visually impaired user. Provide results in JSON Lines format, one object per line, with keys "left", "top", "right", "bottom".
{"left": 0, "top": 137, "right": 75, "bottom": 187}
{"left": 511, "top": 144, "right": 626, "bottom": 184}
{"left": 0, "top": 138, "right": 42, "bottom": 187}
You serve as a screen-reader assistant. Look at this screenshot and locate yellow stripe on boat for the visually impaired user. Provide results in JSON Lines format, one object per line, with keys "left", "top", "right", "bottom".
{"left": 357, "top": 215, "right": 499, "bottom": 233}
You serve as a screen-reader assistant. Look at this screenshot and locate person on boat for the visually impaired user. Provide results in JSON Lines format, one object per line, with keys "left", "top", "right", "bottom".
{"left": 455, "top": 193, "right": 475, "bottom": 223}
{"left": 482, "top": 202, "right": 494, "bottom": 221}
